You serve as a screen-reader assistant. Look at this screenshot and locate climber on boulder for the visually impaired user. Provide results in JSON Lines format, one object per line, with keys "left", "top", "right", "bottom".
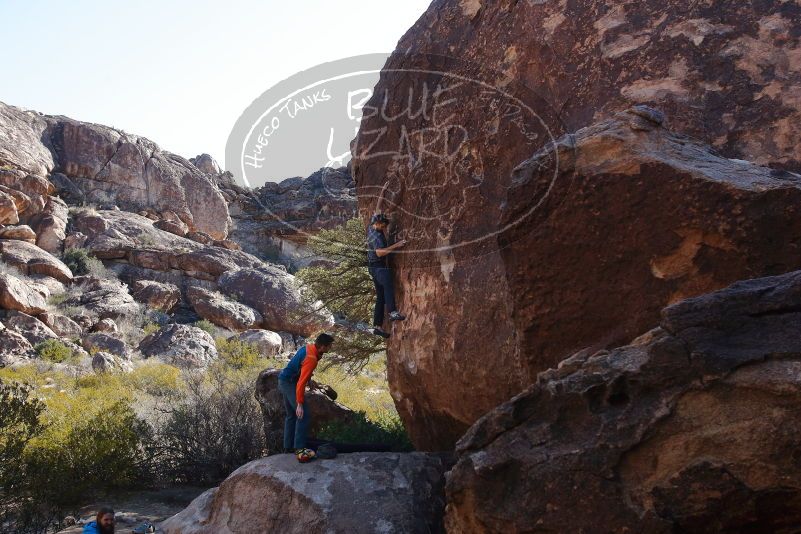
{"left": 278, "top": 333, "right": 335, "bottom": 462}
{"left": 367, "top": 213, "right": 406, "bottom": 338}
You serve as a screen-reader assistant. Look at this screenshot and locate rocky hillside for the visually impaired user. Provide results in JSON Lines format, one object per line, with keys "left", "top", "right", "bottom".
{"left": 0, "top": 100, "right": 356, "bottom": 371}
{"left": 352, "top": 0, "right": 801, "bottom": 450}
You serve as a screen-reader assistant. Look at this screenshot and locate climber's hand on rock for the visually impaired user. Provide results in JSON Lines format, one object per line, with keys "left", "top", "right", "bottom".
{"left": 296, "top": 404, "right": 304, "bottom": 419}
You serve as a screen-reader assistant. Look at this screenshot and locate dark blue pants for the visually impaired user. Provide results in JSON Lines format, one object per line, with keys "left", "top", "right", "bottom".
{"left": 278, "top": 378, "right": 310, "bottom": 450}
{"left": 369, "top": 265, "right": 396, "bottom": 327}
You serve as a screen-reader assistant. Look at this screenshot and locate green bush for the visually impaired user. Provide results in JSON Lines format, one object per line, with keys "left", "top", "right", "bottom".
{"left": 62, "top": 248, "right": 107, "bottom": 277}
{"left": 126, "top": 362, "right": 181, "bottom": 397}
{"left": 0, "top": 380, "right": 45, "bottom": 519}
{"left": 25, "top": 400, "right": 151, "bottom": 506}
{"left": 34, "top": 339, "right": 75, "bottom": 364}
{"left": 216, "top": 337, "right": 261, "bottom": 370}
{"left": 193, "top": 319, "right": 216, "bottom": 336}
{"left": 317, "top": 410, "right": 412, "bottom": 452}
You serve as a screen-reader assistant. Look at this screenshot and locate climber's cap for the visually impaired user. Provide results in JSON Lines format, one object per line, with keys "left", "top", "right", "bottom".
{"left": 370, "top": 213, "right": 389, "bottom": 226}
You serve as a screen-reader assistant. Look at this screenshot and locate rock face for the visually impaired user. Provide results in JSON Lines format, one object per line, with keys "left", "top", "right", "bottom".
{"left": 0, "top": 272, "right": 47, "bottom": 315}
{"left": 161, "top": 452, "right": 451, "bottom": 534}
{"left": 355, "top": 103, "right": 801, "bottom": 449}
{"left": 0, "top": 101, "right": 231, "bottom": 239}
{"left": 254, "top": 368, "right": 358, "bottom": 453}
{"left": 367, "top": 0, "right": 801, "bottom": 172}
{"left": 445, "top": 270, "right": 801, "bottom": 533}
{"left": 131, "top": 280, "right": 181, "bottom": 313}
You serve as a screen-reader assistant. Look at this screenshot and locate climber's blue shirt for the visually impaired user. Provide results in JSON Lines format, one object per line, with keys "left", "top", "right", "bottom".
{"left": 279, "top": 344, "right": 310, "bottom": 383}
{"left": 367, "top": 227, "right": 388, "bottom": 267}
{"left": 83, "top": 522, "right": 99, "bottom": 534}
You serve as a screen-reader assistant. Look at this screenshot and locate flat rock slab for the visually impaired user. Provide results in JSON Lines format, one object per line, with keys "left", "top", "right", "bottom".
{"left": 161, "top": 452, "right": 451, "bottom": 534}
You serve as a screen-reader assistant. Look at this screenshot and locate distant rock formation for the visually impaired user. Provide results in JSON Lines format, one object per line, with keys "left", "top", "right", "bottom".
{"left": 160, "top": 452, "right": 451, "bottom": 533}
{"left": 446, "top": 269, "right": 801, "bottom": 533}
{"left": 0, "top": 101, "right": 337, "bottom": 369}
{"left": 0, "top": 101, "right": 231, "bottom": 239}
{"left": 223, "top": 166, "right": 357, "bottom": 269}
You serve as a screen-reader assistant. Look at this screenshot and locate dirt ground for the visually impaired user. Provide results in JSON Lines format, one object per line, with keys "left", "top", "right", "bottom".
{"left": 57, "top": 487, "right": 207, "bottom": 533}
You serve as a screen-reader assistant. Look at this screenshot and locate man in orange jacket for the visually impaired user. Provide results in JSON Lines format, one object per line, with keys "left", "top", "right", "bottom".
{"left": 278, "top": 333, "right": 335, "bottom": 459}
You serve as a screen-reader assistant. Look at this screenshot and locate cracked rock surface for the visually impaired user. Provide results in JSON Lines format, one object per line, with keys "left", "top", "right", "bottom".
{"left": 445, "top": 270, "right": 801, "bottom": 533}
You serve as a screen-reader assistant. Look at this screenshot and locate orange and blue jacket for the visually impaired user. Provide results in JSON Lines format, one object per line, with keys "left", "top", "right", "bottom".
{"left": 278, "top": 344, "right": 319, "bottom": 404}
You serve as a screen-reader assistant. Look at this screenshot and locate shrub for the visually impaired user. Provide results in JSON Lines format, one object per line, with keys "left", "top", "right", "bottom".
{"left": 126, "top": 362, "right": 181, "bottom": 397}
{"left": 317, "top": 410, "right": 412, "bottom": 452}
{"left": 193, "top": 319, "right": 216, "bottom": 336}
{"left": 295, "top": 219, "right": 385, "bottom": 370}
{"left": 142, "top": 322, "right": 161, "bottom": 336}
{"left": 216, "top": 337, "right": 261, "bottom": 370}
{"left": 0, "top": 380, "right": 45, "bottom": 517}
{"left": 24, "top": 400, "right": 151, "bottom": 507}
{"left": 34, "top": 340, "right": 75, "bottom": 364}
{"left": 62, "top": 248, "right": 108, "bottom": 277}
{"left": 152, "top": 366, "right": 266, "bottom": 485}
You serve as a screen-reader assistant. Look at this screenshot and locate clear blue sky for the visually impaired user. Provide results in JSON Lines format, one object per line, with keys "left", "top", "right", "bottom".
{"left": 0, "top": 0, "right": 431, "bottom": 170}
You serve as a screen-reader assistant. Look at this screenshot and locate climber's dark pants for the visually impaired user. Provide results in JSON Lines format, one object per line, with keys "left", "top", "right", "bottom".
{"left": 369, "top": 264, "right": 396, "bottom": 327}
{"left": 279, "top": 378, "right": 310, "bottom": 450}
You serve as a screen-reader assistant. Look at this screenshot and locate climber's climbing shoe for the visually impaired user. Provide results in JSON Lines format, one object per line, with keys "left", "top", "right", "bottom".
{"left": 297, "top": 448, "right": 317, "bottom": 463}
{"left": 372, "top": 327, "right": 391, "bottom": 338}
{"left": 389, "top": 311, "right": 406, "bottom": 321}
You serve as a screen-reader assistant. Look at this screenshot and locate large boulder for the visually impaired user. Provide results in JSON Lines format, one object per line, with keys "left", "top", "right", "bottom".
{"left": 161, "top": 452, "right": 451, "bottom": 534}
{"left": 0, "top": 224, "right": 37, "bottom": 243}
{"left": 186, "top": 285, "right": 262, "bottom": 332}
{"left": 0, "top": 321, "right": 33, "bottom": 365}
{"left": 0, "top": 271, "right": 47, "bottom": 315}
{"left": 0, "top": 103, "right": 56, "bottom": 176}
{"left": 2, "top": 311, "right": 59, "bottom": 345}
{"left": 139, "top": 324, "right": 218, "bottom": 368}
{"left": 0, "top": 191, "right": 19, "bottom": 224}
{"left": 354, "top": 0, "right": 801, "bottom": 450}
{"left": 131, "top": 280, "right": 181, "bottom": 313}
{"left": 29, "top": 196, "right": 68, "bottom": 254}
{"left": 82, "top": 332, "right": 132, "bottom": 360}
{"left": 51, "top": 113, "right": 231, "bottom": 239}
{"left": 0, "top": 239, "right": 72, "bottom": 284}
{"left": 65, "top": 276, "right": 139, "bottom": 321}
{"left": 254, "top": 368, "right": 358, "bottom": 453}
{"left": 237, "top": 329, "right": 283, "bottom": 358}
{"left": 445, "top": 270, "right": 801, "bottom": 533}
{"left": 218, "top": 268, "right": 333, "bottom": 337}
{"left": 72, "top": 209, "right": 275, "bottom": 283}
{"left": 355, "top": 104, "right": 801, "bottom": 450}
{"left": 38, "top": 311, "right": 83, "bottom": 338}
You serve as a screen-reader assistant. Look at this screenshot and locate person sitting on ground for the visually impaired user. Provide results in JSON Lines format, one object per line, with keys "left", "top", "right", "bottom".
{"left": 278, "top": 333, "right": 335, "bottom": 462}
{"left": 367, "top": 213, "right": 407, "bottom": 338}
{"left": 83, "top": 507, "right": 115, "bottom": 534}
